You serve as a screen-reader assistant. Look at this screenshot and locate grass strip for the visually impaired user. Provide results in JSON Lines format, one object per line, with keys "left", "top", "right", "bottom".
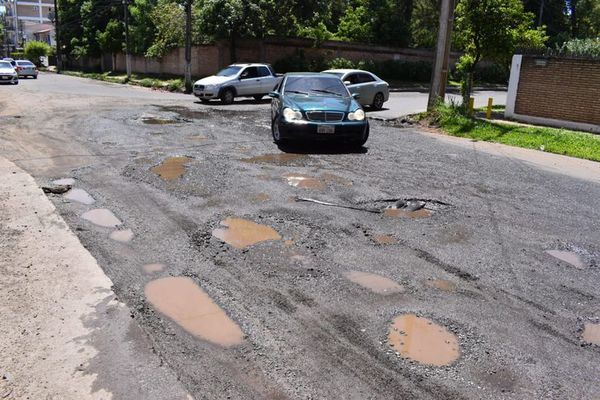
{"left": 421, "top": 104, "right": 600, "bottom": 162}
{"left": 61, "top": 70, "right": 184, "bottom": 92}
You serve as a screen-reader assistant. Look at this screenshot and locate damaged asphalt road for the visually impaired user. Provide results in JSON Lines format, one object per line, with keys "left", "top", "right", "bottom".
{"left": 1, "top": 74, "right": 600, "bottom": 399}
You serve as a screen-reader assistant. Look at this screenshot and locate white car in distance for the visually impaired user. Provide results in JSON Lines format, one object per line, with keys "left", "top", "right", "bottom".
{"left": 322, "top": 69, "right": 389, "bottom": 110}
{"left": 193, "top": 63, "right": 282, "bottom": 105}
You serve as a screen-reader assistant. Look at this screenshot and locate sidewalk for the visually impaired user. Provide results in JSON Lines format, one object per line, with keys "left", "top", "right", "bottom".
{"left": 0, "top": 157, "right": 191, "bottom": 400}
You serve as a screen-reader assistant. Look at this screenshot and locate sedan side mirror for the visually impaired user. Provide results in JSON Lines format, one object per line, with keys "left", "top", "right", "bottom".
{"left": 268, "top": 91, "right": 280, "bottom": 98}
{"left": 352, "top": 93, "right": 360, "bottom": 100}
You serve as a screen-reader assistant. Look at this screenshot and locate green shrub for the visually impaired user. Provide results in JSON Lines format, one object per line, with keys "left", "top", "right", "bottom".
{"left": 138, "top": 78, "right": 155, "bottom": 87}
{"left": 556, "top": 38, "right": 600, "bottom": 58}
{"left": 23, "top": 41, "right": 52, "bottom": 66}
{"left": 328, "top": 57, "right": 356, "bottom": 69}
{"left": 10, "top": 51, "right": 24, "bottom": 59}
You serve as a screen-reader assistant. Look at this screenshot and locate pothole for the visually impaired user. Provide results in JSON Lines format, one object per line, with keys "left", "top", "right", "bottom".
{"left": 346, "top": 271, "right": 404, "bottom": 295}
{"left": 373, "top": 234, "right": 398, "bottom": 245}
{"left": 284, "top": 174, "right": 325, "bottom": 190}
{"left": 109, "top": 228, "right": 134, "bottom": 243}
{"left": 64, "top": 188, "right": 95, "bottom": 205}
{"left": 241, "top": 153, "right": 308, "bottom": 165}
{"left": 545, "top": 249, "right": 586, "bottom": 269}
{"left": 138, "top": 113, "right": 189, "bottom": 124}
{"left": 151, "top": 156, "right": 192, "bottom": 181}
{"left": 251, "top": 193, "right": 270, "bottom": 203}
{"left": 81, "top": 209, "right": 122, "bottom": 228}
{"left": 145, "top": 277, "right": 243, "bottom": 347}
{"left": 582, "top": 322, "right": 600, "bottom": 346}
{"left": 143, "top": 263, "right": 165, "bottom": 274}
{"left": 212, "top": 217, "right": 282, "bottom": 249}
{"left": 155, "top": 105, "right": 208, "bottom": 120}
{"left": 426, "top": 279, "right": 457, "bottom": 292}
{"left": 388, "top": 313, "right": 460, "bottom": 366}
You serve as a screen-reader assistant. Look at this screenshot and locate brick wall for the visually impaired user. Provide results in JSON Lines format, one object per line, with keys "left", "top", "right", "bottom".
{"left": 514, "top": 56, "right": 600, "bottom": 127}
{"left": 68, "top": 37, "right": 459, "bottom": 78}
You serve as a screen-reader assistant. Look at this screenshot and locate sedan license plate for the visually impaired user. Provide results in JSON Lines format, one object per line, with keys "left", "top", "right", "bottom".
{"left": 317, "top": 125, "right": 335, "bottom": 134}
{"left": 1, "top": 76, "right": 8, "bottom": 80}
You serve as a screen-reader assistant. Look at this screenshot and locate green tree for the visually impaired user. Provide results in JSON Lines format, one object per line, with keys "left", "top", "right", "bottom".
{"left": 336, "top": 0, "right": 372, "bottom": 42}
{"left": 24, "top": 40, "right": 52, "bottom": 65}
{"left": 454, "top": 0, "right": 547, "bottom": 103}
{"left": 410, "top": 0, "right": 439, "bottom": 48}
{"left": 369, "top": 0, "right": 414, "bottom": 47}
{"left": 129, "top": 0, "right": 157, "bottom": 55}
{"left": 146, "top": 0, "right": 185, "bottom": 58}
{"left": 96, "top": 19, "right": 123, "bottom": 70}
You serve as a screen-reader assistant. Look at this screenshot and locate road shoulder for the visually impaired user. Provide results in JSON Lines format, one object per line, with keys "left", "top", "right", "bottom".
{"left": 0, "top": 157, "right": 191, "bottom": 400}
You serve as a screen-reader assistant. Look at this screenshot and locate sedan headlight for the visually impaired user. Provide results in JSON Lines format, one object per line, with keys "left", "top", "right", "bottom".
{"left": 283, "top": 107, "right": 303, "bottom": 121}
{"left": 348, "top": 109, "right": 365, "bottom": 121}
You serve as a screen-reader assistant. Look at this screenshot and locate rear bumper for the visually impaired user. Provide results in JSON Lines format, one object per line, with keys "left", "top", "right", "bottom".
{"left": 277, "top": 118, "right": 369, "bottom": 142}
{"left": 17, "top": 71, "right": 37, "bottom": 77}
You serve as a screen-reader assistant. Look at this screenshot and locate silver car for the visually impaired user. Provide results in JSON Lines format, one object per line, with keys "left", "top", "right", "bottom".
{"left": 322, "top": 69, "right": 389, "bottom": 110}
{"left": 0, "top": 60, "right": 18, "bottom": 85}
{"left": 15, "top": 60, "right": 38, "bottom": 79}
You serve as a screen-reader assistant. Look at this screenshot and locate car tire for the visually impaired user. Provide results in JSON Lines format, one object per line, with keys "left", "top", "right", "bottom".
{"left": 13, "top": 80, "right": 18, "bottom": 85}
{"left": 199, "top": 99, "right": 210, "bottom": 104}
{"left": 371, "top": 92, "right": 384, "bottom": 110}
{"left": 271, "top": 118, "right": 284, "bottom": 145}
{"left": 220, "top": 88, "right": 235, "bottom": 105}
{"left": 253, "top": 95, "right": 263, "bottom": 101}
{"left": 33, "top": 75, "right": 37, "bottom": 79}
{"left": 353, "top": 124, "right": 369, "bottom": 148}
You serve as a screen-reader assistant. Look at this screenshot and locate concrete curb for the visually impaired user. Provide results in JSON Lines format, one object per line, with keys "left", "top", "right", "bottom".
{"left": 0, "top": 157, "right": 192, "bottom": 400}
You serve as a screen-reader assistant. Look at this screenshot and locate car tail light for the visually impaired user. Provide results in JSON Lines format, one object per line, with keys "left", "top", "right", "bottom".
{"left": 16, "top": 67, "right": 22, "bottom": 71}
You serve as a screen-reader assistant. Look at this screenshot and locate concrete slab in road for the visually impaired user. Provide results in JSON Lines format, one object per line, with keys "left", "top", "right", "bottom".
{"left": 369, "top": 90, "right": 507, "bottom": 120}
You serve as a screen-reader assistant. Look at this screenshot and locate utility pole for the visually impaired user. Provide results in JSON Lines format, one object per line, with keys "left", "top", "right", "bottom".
{"left": 427, "top": 0, "right": 455, "bottom": 111}
{"left": 184, "top": 0, "right": 192, "bottom": 93}
{"left": 122, "top": 0, "right": 131, "bottom": 79}
{"left": 50, "top": 2, "right": 61, "bottom": 71}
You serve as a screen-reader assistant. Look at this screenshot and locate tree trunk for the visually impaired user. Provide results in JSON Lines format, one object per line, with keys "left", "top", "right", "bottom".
{"left": 112, "top": 53, "right": 116, "bottom": 72}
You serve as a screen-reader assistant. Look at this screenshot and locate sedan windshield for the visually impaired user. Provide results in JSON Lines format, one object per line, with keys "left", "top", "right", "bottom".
{"left": 0, "top": 61, "right": 12, "bottom": 69}
{"left": 284, "top": 76, "right": 349, "bottom": 97}
{"left": 17, "top": 61, "right": 34, "bottom": 66}
{"left": 216, "top": 66, "right": 242, "bottom": 77}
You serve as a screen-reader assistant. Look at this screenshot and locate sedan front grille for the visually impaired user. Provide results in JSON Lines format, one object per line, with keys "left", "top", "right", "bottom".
{"left": 305, "top": 111, "right": 345, "bottom": 122}
{"left": 194, "top": 84, "right": 205, "bottom": 91}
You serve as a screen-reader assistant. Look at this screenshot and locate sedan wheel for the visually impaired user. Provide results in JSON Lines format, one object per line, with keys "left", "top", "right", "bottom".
{"left": 371, "top": 92, "right": 384, "bottom": 110}
{"left": 220, "top": 88, "right": 234, "bottom": 105}
{"left": 271, "top": 119, "right": 283, "bottom": 144}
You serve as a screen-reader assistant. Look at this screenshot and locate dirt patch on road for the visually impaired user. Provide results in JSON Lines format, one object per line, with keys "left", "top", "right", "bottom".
{"left": 151, "top": 156, "right": 192, "bottom": 181}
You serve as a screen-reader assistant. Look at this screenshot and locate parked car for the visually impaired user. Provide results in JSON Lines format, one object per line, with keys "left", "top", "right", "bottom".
{"left": 2, "top": 58, "right": 17, "bottom": 68}
{"left": 321, "top": 69, "right": 389, "bottom": 110}
{"left": 193, "top": 63, "right": 282, "bottom": 105}
{"left": 268, "top": 73, "right": 369, "bottom": 147}
{"left": 15, "top": 60, "right": 38, "bottom": 79}
{"left": 0, "top": 61, "right": 19, "bottom": 85}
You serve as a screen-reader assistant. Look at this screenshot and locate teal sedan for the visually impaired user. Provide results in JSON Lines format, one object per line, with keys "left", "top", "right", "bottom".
{"left": 268, "top": 73, "right": 369, "bottom": 147}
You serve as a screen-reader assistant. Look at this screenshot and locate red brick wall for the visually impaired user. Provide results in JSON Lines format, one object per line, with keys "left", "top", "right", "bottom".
{"left": 515, "top": 56, "right": 600, "bottom": 126}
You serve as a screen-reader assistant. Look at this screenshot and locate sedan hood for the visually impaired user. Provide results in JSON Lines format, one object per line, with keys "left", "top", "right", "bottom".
{"left": 194, "top": 75, "right": 234, "bottom": 86}
{"left": 0, "top": 67, "right": 15, "bottom": 73}
{"left": 286, "top": 95, "right": 354, "bottom": 112}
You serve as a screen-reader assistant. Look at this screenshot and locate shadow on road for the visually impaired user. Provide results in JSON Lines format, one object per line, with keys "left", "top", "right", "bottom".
{"left": 193, "top": 99, "right": 272, "bottom": 106}
{"left": 277, "top": 142, "right": 368, "bottom": 155}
